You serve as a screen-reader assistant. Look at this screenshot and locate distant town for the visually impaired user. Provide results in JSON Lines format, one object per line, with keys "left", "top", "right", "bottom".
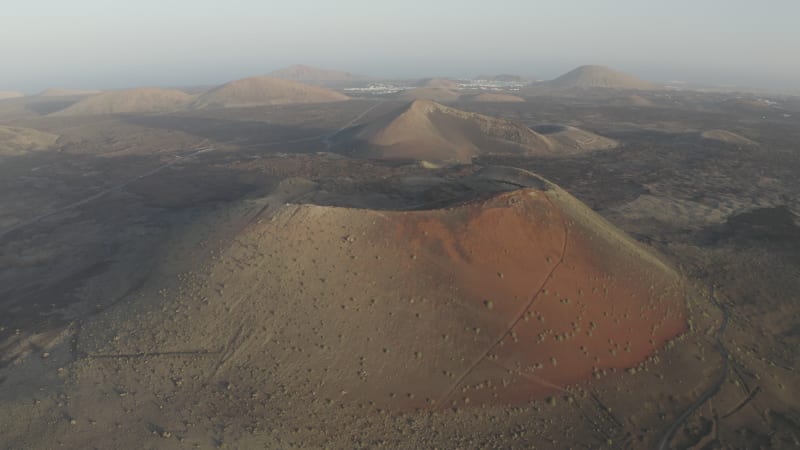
{"left": 343, "top": 78, "right": 527, "bottom": 96}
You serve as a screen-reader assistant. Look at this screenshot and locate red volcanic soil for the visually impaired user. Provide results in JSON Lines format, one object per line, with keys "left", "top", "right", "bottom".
{"left": 388, "top": 188, "right": 686, "bottom": 407}
{"left": 196, "top": 184, "right": 688, "bottom": 411}
{"left": 71, "top": 181, "right": 686, "bottom": 418}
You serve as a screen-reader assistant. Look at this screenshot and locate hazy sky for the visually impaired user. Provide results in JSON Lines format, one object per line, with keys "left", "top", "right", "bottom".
{"left": 3, "top": 0, "right": 799, "bottom": 93}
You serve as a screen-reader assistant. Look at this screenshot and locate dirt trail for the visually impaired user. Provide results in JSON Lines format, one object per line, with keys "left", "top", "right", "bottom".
{"left": 322, "top": 100, "right": 385, "bottom": 150}
{"left": 438, "top": 193, "right": 571, "bottom": 405}
{"left": 0, "top": 146, "right": 214, "bottom": 240}
{"left": 654, "top": 285, "right": 730, "bottom": 450}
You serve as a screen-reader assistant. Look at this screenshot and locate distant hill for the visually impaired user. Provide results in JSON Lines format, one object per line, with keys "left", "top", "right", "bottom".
{"left": 531, "top": 124, "right": 619, "bottom": 152}
{"left": 191, "top": 76, "right": 349, "bottom": 109}
{"left": 268, "top": 64, "right": 367, "bottom": 83}
{"left": 533, "top": 65, "right": 657, "bottom": 91}
{"left": 37, "top": 88, "right": 102, "bottom": 97}
{"left": 417, "top": 78, "right": 461, "bottom": 89}
{"left": 332, "top": 99, "right": 616, "bottom": 163}
{"left": 400, "top": 87, "right": 461, "bottom": 103}
{"left": 0, "top": 126, "right": 59, "bottom": 156}
{"left": 467, "top": 93, "right": 526, "bottom": 103}
{"left": 52, "top": 88, "right": 193, "bottom": 115}
{"left": 398, "top": 79, "right": 465, "bottom": 102}
{"left": 0, "top": 91, "right": 24, "bottom": 100}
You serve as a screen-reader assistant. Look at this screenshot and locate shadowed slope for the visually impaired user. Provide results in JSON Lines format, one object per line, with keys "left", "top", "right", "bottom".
{"left": 192, "top": 76, "right": 349, "bottom": 109}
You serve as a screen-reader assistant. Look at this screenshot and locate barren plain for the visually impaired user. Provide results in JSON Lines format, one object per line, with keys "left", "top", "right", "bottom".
{"left": 0, "top": 77, "right": 798, "bottom": 449}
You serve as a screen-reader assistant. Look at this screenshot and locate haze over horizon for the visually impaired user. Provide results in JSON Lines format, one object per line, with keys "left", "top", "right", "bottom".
{"left": 2, "top": 0, "right": 799, "bottom": 93}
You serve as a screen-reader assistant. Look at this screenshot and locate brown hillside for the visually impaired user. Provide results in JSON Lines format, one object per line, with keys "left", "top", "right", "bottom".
{"left": 335, "top": 100, "right": 616, "bottom": 163}
{"left": 52, "top": 88, "right": 193, "bottom": 115}
{"left": 192, "top": 76, "right": 349, "bottom": 109}
{"left": 532, "top": 124, "right": 619, "bottom": 152}
{"left": 401, "top": 87, "right": 461, "bottom": 103}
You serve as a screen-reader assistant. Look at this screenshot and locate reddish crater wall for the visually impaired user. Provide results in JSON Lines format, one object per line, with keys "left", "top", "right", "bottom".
{"left": 388, "top": 189, "right": 686, "bottom": 407}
